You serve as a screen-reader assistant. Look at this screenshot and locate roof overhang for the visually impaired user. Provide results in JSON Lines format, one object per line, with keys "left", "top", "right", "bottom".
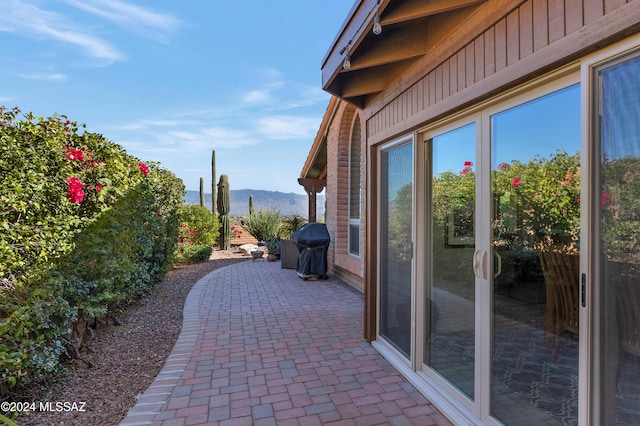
{"left": 322, "top": 0, "right": 487, "bottom": 108}
{"left": 299, "top": 96, "right": 339, "bottom": 185}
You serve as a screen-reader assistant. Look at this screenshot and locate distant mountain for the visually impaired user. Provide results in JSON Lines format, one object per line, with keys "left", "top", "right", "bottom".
{"left": 183, "top": 189, "right": 325, "bottom": 218}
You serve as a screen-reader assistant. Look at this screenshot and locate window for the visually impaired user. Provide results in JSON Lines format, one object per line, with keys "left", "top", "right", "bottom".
{"left": 349, "top": 116, "right": 361, "bottom": 256}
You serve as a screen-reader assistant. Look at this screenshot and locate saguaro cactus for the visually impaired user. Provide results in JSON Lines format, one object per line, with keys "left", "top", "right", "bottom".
{"left": 217, "top": 174, "right": 231, "bottom": 250}
{"left": 199, "top": 177, "right": 205, "bottom": 207}
{"left": 249, "top": 194, "right": 254, "bottom": 215}
{"left": 211, "top": 150, "right": 217, "bottom": 214}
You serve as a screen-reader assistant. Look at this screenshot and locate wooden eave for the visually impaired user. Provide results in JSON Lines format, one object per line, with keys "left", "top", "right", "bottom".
{"left": 300, "top": 96, "right": 339, "bottom": 182}
{"left": 322, "top": 0, "right": 487, "bottom": 108}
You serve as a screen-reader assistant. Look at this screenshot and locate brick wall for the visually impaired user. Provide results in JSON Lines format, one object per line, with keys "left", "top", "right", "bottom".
{"left": 325, "top": 101, "right": 366, "bottom": 291}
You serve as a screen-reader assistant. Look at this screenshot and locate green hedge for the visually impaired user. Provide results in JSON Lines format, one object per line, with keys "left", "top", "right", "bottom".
{"left": 0, "top": 107, "right": 184, "bottom": 400}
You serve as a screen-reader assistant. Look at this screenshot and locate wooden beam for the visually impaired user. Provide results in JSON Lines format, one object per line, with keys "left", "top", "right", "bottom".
{"left": 347, "top": 24, "right": 428, "bottom": 71}
{"left": 382, "top": 0, "right": 487, "bottom": 26}
{"left": 340, "top": 60, "right": 419, "bottom": 98}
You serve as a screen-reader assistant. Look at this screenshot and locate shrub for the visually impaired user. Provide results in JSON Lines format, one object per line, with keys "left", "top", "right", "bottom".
{"left": 0, "top": 107, "right": 184, "bottom": 400}
{"left": 174, "top": 244, "right": 213, "bottom": 265}
{"left": 173, "top": 204, "right": 219, "bottom": 265}
{"left": 242, "top": 209, "right": 281, "bottom": 242}
{"left": 280, "top": 214, "right": 306, "bottom": 238}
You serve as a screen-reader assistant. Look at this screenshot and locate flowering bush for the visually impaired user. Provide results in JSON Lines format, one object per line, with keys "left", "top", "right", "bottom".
{"left": 231, "top": 225, "right": 243, "bottom": 239}
{"left": 432, "top": 151, "right": 580, "bottom": 251}
{"left": 172, "top": 205, "right": 219, "bottom": 265}
{"left": 0, "top": 107, "right": 184, "bottom": 400}
{"left": 601, "top": 157, "right": 640, "bottom": 263}
{"left": 492, "top": 151, "right": 580, "bottom": 250}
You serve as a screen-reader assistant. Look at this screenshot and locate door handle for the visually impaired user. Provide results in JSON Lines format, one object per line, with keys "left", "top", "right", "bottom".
{"left": 473, "top": 250, "right": 482, "bottom": 278}
{"left": 494, "top": 252, "right": 502, "bottom": 278}
{"left": 482, "top": 250, "right": 489, "bottom": 280}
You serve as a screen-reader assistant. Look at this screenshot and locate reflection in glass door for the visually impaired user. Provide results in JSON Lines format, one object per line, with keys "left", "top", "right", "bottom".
{"left": 594, "top": 51, "right": 640, "bottom": 425}
{"left": 490, "top": 85, "right": 580, "bottom": 424}
{"left": 425, "top": 124, "right": 476, "bottom": 399}
{"left": 379, "top": 140, "right": 414, "bottom": 358}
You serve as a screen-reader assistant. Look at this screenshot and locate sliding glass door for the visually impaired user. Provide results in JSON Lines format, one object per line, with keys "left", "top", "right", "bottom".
{"left": 425, "top": 123, "right": 477, "bottom": 399}
{"left": 418, "top": 81, "right": 581, "bottom": 424}
{"left": 379, "top": 139, "right": 414, "bottom": 359}
{"left": 489, "top": 85, "right": 581, "bottom": 425}
{"left": 592, "top": 49, "right": 640, "bottom": 426}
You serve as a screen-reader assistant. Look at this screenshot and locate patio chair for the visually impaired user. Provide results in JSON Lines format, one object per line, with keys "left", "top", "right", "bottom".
{"left": 613, "top": 262, "right": 640, "bottom": 362}
{"left": 539, "top": 250, "right": 580, "bottom": 362}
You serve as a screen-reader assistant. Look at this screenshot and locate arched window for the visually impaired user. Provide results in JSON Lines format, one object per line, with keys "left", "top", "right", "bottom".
{"left": 349, "top": 115, "right": 361, "bottom": 256}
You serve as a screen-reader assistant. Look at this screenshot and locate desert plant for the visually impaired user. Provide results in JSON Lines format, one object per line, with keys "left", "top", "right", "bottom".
{"left": 249, "top": 194, "right": 254, "bottom": 215}
{"left": 217, "top": 174, "right": 231, "bottom": 250}
{"left": 199, "top": 177, "right": 204, "bottom": 207}
{"left": 266, "top": 237, "right": 280, "bottom": 254}
{"left": 211, "top": 149, "right": 216, "bottom": 214}
{"left": 242, "top": 208, "right": 281, "bottom": 242}
{"left": 280, "top": 214, "right": 306, "bottom": 238}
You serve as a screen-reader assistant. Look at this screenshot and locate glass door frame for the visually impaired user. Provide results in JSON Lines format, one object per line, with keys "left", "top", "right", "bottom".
{"left": 582, "top": 33, "right": 640, "bottom": 425}
{"left": 417, "top": 116, "right": 485, "bottom": 421}
{"left": 373, "top": 135, "right": 416, "bottom": 370}
{"left": 415, "top": 69, "right": 582, "bottom": 425}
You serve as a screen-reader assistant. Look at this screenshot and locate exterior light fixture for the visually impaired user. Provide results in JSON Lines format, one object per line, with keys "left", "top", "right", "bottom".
{"left": 340, "top": 43, "right": 352, "bottom": 70}
{"left": 343, "top": 52, "right": 351, "bottom": 70}
{"left": 373, "top": 14, "right": 382, "bottom": 35}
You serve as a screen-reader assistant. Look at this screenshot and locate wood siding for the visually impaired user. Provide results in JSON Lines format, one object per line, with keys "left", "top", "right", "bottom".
{"left": 366, "top": 0, "right": 638, "bottom": 142}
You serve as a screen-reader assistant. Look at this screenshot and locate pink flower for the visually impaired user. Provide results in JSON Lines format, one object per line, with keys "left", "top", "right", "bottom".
{"left": 138, "top": 162, "right": 149, "bottom": 176}
{"left": 511, "top": 177, "right": 521, "bottom": 187}
{"left": 95, "top": 184, "right": 103, "bottom": 193}
{"left": 498, "top": 162, "right": 510, "bottom": 171}
{"left": 66, "top": 177, "right": 85, "bottom": 204}
{"left": 460, "top": 160, "right": 473, "bottom": 175}
{"left": 65, "top": 146, "right": 84, "bottom": 161}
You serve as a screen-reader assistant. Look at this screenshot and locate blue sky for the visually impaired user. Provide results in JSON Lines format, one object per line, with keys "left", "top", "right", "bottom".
{"left": 0, "top": 0, "right": 353, "bottom": 194}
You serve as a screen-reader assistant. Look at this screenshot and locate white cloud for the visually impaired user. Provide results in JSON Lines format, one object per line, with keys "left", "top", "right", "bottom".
{"left": 117, "top": 118, "right": 200, "bottom": 131}
{"left": 62, "top": 0, "right": 181, "bottom": 42}
{"left": 0, "top": 0, "right": 180, "bottom": 63}
{"left": 243, "top": 89, "right": 272, "bottom": 104}
{"left": 112, "top": 119, "right": 255, "bottom": 159}
{"left": 17, "top": 73, "right": 67, "bottom": 81}
{"left": 0, "top": 0, "right": 124, "bottom": 62}
{"left": 257, "top": 116, "right": 319, "bottom": 140}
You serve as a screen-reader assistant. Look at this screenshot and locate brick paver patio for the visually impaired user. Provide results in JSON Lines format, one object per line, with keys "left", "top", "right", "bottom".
{"left": 119, "top": 260, "right": 451, "bottom": 426}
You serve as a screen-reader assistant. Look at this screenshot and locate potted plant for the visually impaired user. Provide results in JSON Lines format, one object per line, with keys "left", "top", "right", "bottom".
{"left": 266, "top": 237, "right": 280, "bottom": 262}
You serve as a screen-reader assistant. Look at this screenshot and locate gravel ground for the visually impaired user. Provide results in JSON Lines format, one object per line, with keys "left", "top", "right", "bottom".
{"left": 17, "top": 248, "right": 249, "bottom": 426}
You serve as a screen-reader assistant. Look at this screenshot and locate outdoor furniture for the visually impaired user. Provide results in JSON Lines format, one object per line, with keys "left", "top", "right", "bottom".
{"left": 539, "top": 250, "right": 580, "bottom": 362}
{"left": 613, "top": 262, "right": 640, "bottom": 360}
{"left": 280, "top": 239, "right": 298, "bottom": 269}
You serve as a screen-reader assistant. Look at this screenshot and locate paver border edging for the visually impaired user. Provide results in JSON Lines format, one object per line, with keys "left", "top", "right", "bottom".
{"left": 118, "top": 262, "right": 243, "bottom": 426}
